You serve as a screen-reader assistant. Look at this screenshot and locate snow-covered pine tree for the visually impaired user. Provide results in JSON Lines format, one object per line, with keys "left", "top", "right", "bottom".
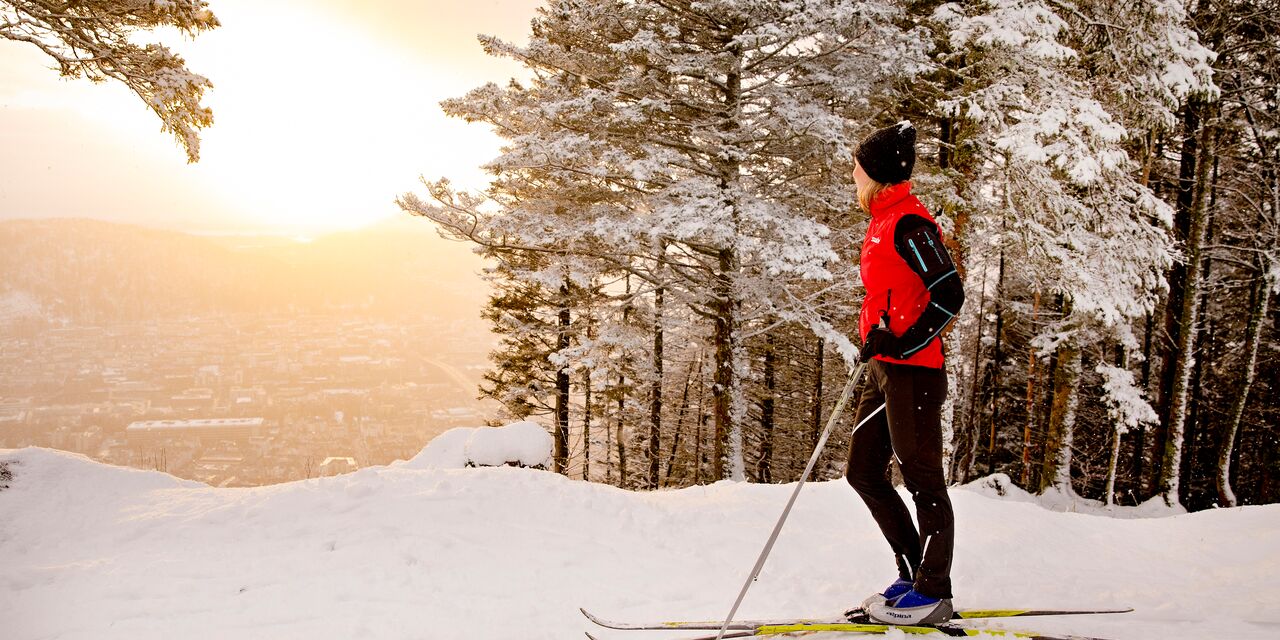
{"left": 472, "top": 249, "right": 595, "bottom": 475}
{"left": 1158, "top": 101, "right": 1217, "bottom": 507}
{"left": 476, "top": 250, "right": 561, "bottom": 423}
{"left": 926, "top": 0, "right": 1212, "bottom": 495}
{"left": 0, "top": 0, "right": 219, "bottom": 162}
{"left": 1177, "top": 0, "right": 1280, "bottom": 508}
{"left": 1097, "top": 359, "right": 1159, "bottom": 505}
{"left": 401, "top": 0, "right": 926, "bottom": 481}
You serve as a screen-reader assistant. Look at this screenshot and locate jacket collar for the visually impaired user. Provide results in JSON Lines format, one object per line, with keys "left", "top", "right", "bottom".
{"left": 869, "top": 181, "right": 913, "bottom": 217}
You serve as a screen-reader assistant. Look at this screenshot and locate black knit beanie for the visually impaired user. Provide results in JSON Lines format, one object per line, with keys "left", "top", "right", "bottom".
{"left": 855, "top": 121, "right": 916, "bottom": 184}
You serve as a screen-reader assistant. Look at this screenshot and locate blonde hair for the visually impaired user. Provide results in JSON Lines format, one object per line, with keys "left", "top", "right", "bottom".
{"left": 857, "top": 177, "right": 889, "bottom": 213}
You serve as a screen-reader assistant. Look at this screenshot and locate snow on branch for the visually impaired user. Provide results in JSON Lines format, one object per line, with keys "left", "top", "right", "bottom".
{"left": 1, "top": 0, "right": 219, "bottom": 162}
{"left": 1096, "top": 363, "right": 1158, "bottom": 435}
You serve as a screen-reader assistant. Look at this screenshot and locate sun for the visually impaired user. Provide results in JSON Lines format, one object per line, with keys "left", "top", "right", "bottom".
{"left": 0, "top": 0, "right": 514, "bottom": 237}
{"left": 170, "top": 3, "right": 506, "bottom": 235}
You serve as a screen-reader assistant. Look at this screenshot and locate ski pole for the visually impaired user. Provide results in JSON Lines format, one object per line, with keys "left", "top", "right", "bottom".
{"left": 713, "top": 357, "right": 887, "bottom": 640}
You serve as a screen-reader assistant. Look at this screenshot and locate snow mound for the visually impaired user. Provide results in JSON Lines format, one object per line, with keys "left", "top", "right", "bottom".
{"left": 398, "top": 420, "right": 552, "bottom": 470}
{"left": 0, "top": 446, "right": 202, "bottom": 494}
{"left": 960, "top": 472, "right": 1040, "bottom": 502}
{"left": 960, "top": 473, "right": 1187, "bottom": 518}
{"left": 398, "top": 425, "right": 472, "bottom": 469}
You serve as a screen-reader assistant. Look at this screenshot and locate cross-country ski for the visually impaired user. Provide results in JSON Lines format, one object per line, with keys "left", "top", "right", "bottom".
{"left": 579, "top": 606, "right": 1135, "bottom": 631}
{"left": 580, "top": 605, "right": 1134, "bottom": 640}
{"left": 584, "top": 622, "right": 1122, "bottom": 640}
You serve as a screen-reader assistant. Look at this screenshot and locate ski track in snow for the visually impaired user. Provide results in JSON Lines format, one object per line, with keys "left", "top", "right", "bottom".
{"left": 1, "top": 447, "right": 1277, "bottom": 640}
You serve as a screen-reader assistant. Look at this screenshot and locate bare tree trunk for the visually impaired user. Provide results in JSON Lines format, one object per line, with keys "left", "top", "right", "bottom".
{"left": 1154, "top": 101, "right": 1204, "bottom": 492}
{"left": 986, "top": 249, "right": 1006, "bottom": 475}
{"left": 1021, "top": 291, "right": 1041, "bottom": 486}
{"left": 811, "top": 337, "right": 825, "bottom": 449}
{"left": 1160, "top": 113, "right": 1216, "bottom": 508}
{"left": 604, "top": 393, "right": 613, "bottom": 485}
{"left": 649, "top": 282, "right": 664, "bottom": 489}
{"left": 1039, "top": 321, "right": 1080, "bottom": 494}
{"left": 1128, "top": 128, "right": 1156, "bottom": 501}
{"left": 554, "top": 281, "right": 571, "bottom": 475}
{"left": 582, "top": 368, "right": 592, "bottom": 481}
{"left": 1184, "top": 154, "right": 1221, "bottom": 504}
{"left": 1219, "top": 265, "right": 1269, "bottom": 507}
{"left": 757, "top": 333, "right": 776, "bottom": 483}
{"left": 1105, "top": 425, "right": 1122, "bottom": 507}
{"left": 616, "top": 276, "right": 634, "bottom": 487}
{"left": 712, "top": 37, "right": 745, "bottom": 482}
{"left": 712, "top": 250, "right": 736, "bottom": 481}
{"left": 939, "top": 116, "right": 953, "bottom": 169}
{"left": 694, "top": 408, "right": 706, "bottom": 486}
{"left": 616, "top": 388, "right": 627, "bottom": 488}
{"left": 1105, "top": 349, "right": 1128, "bottom": 507}
{"left": 581, "top": 305, "right": 598, "bottom": 481}
{"left": 959, "top": 252, "right": 990, "bottom": 483}
{"left": 665, "top": 353, "right": 700, "bottom": 486}
{"left": 1133, "top": 312, "right": 1154, "bottom": 497}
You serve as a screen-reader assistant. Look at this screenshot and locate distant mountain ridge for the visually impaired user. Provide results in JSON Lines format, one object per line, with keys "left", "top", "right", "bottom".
{"left": 0, "top": 217, "right": 489, "bottom": 325}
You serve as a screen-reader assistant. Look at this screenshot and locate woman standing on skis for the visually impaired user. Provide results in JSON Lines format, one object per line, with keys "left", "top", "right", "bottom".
{"left": 845, "top": 121, "right": 965, "bottom": 626}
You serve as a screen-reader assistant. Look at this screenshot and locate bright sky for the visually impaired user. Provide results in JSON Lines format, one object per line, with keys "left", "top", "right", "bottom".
{"left": 0, "top": 0, "right": 544, "bottom": 236}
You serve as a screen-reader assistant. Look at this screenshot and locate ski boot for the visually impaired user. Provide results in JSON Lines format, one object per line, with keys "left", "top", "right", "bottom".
{"left": 866, "top": 589, "right": 954, "bottom": 625}
{"left": 852, "top": 577, "right": 914, "bottom": 616}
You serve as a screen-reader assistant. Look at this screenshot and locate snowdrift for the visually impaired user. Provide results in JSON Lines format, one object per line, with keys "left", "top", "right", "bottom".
{"left": 1, "top": 447, "right": 1277, "bottom": 640}
{"left": 398, "top": 421, "right": 553, "bottom": 470}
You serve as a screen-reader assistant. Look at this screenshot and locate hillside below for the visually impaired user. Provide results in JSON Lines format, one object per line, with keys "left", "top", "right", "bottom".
{"left": 0, "top": 217, "right": 487, "bottom": 325}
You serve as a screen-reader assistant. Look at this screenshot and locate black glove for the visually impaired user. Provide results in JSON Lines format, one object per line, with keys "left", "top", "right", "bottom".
{"left": 860, "top": 326, "right": 901, "bottom": 362}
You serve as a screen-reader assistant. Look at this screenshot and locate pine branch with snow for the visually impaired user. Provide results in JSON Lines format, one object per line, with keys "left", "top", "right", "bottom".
{"left": 1, "top": 0, "right": 220, "bottom": 162}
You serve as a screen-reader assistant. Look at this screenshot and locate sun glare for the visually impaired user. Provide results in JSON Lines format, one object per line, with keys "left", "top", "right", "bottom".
{"left": 1, "top": 0, "right": 516, "bottom": 236}
{"left": 177, "top": 2, "right": 506, "bottom": 235}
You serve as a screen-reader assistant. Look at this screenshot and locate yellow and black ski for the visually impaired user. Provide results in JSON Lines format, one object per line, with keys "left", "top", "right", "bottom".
{"left": 581, "top": 607, "right": 1132, "bottom": 640}
{"left": 585, "top": 621, "right": 1122, "bottom": 640}
{"left": 580, "top": 606, "right": 1133, "bottom": 631}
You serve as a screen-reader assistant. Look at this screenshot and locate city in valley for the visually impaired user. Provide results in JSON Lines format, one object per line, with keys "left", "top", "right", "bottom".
{"left": 0, "top": 312, "right": 496, "bottom": 487}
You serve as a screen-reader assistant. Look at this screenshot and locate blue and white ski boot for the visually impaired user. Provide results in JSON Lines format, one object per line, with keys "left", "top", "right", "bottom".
{"left": 859, "top": 577, "right": 914, "bottom": 610}
{"left": 866, "top": 589, "right": 954, "bottom": 625}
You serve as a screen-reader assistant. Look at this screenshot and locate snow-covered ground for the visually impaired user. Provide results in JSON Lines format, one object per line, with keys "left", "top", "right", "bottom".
{"left": 1, "top": 446, "right": 1277, "bottom": 640}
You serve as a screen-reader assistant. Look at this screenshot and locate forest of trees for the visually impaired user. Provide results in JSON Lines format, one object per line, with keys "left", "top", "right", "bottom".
{"left": 399, "top": 0, "right": 1279, "bottom": 511}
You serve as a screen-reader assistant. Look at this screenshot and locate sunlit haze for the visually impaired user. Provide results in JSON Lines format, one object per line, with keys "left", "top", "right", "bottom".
{"left": 0, "top": 0, "right": 544, "bottom": 236}
{"left": 0, "top": 1, "right": 525, "bottom": 489}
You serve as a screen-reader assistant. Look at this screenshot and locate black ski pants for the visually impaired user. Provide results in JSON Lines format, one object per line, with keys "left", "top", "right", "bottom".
{"left": 845, "top": 359, "right": 954, "bottom": 599}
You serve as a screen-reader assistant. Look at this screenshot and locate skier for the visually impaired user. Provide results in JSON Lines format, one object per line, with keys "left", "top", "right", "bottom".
{"left": 845, "top": 121, "right": 965, "bottom": 625}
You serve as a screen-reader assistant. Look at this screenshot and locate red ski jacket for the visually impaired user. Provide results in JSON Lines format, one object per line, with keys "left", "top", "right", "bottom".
{"left": 858, "top": 181, "right": 963, "bottom": 369}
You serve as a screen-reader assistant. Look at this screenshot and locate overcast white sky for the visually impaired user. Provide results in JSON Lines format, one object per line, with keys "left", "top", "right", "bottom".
{"left": 0, "top": 0, "right": 544, "bottom": 236}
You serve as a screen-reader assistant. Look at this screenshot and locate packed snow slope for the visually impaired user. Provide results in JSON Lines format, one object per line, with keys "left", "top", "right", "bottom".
{"left": 2, "top": 447, "right": 1277, "bottom": 640}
